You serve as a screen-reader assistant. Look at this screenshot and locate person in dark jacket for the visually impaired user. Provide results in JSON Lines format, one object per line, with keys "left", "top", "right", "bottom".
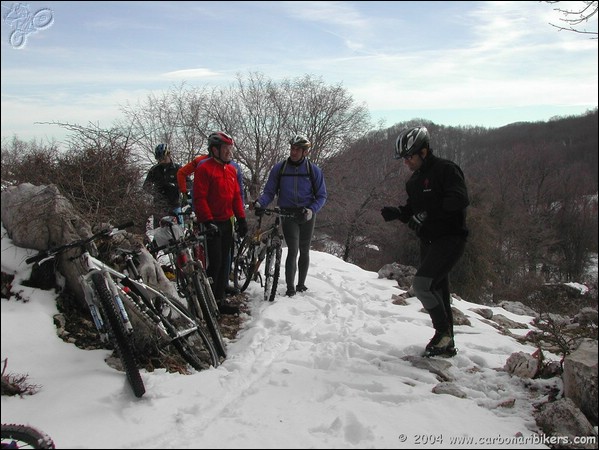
{"left": 143, "top": 143, "right": 182, "bottom": 228}
{"left": 381, "top": 126, "right": 469, "bottom": 357}
{"left": 253, "top": 135, "right": 327, "bottom": 297}
{"left": 193, "top": 132, "right": 248, "bottom": 315}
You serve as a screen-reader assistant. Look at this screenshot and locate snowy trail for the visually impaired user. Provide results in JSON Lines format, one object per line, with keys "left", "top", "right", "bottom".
{"left": 2, "top": 241, "right": 552, "bottom": 449}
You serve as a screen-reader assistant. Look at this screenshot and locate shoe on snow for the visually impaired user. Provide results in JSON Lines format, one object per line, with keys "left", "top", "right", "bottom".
{"left": 423, "top": 346, "right": 458, "bottom": 358}
{"left": 423, "top": 331, "right": 455, "bottom": 357}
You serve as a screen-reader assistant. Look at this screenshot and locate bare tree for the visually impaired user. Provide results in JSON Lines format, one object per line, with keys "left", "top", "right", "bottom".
{"left": 116, "top": 73, "right": 372, "bottom": 201}
{"left": 1, "top": 126, "right": 150, "bottom": 231}
{"left": 545, "top": 1, "right": 598, "bottom": 38}
{"left": 281, "top": 75, "right": 372, "bottom": 164}
{"left": 319, "top": 128, "right": 402, "bottom": 265}
{"left": 197, "top": 72, "right": 373, "bottom": 200}
{"left": 120, "top": 82, "right": 212, "bottom": 168}
{"left": 214, "top": 72, "right": 290, "bottom": 200}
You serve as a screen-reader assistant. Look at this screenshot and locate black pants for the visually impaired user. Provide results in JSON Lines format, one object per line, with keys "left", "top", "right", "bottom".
{"left": 412, "top": 235, "right": 466, "bottom": 334}
{"left": 281, "top": 213, "right": 316, "bottom": 289}
{"left": 205, "top": 219, "right": 234, "bottom": 303}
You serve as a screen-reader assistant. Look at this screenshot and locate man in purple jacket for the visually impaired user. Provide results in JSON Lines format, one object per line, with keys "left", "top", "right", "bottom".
{"left": 253, "top": 135, "right": 328, "bottom": 297}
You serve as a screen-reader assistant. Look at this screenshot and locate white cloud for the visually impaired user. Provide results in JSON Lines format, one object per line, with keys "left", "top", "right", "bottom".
{"left": 163, "top": 68, "right": 220, "bottom": 79}
{"left": 1, "top": 1, "right": 596, "bottom": 141}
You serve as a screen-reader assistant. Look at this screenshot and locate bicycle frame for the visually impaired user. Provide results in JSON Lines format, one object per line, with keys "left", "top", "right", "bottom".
{"left": 233, "top": 208, "right": 295, "bottom": 301}
{"left": 147, "top": 220, "right": 227, "bottom": 359}
{"left": 26, "top": 223, "right": 146, "bottom": 398}
{"left": 79, "top": 253, "right": 133, "bottom": 341}
{"left": 26, "top": 222, "right": 220, "bottom": 396}
{"left": 108, "top": 252, "right": 220, "bottom": 369}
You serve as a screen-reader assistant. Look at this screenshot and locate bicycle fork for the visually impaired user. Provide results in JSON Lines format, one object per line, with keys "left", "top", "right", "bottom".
{"left": 83, "top": 272, "right": 133, "bottom": 343}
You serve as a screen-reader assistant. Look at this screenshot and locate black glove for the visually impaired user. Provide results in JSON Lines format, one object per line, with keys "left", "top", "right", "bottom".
{"left": 180, "top": 192, "right": 189, "bottom": 208}
{"left": 253, "top": 201, "right": 265, "bottom": 217}
{"left": 381, "top": 206, "right": 401, "bottom": 222}
{"left": 203, "top": 221, "right": 220, "bottom": 237}
{"left": 408, "top": 211, "right": 428, "bottom": 232}
{"left": 236, "top": 217, "right": 248, "bottom": 238}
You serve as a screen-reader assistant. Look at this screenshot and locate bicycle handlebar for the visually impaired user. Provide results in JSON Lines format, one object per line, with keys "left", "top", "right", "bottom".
{"left": 148, "top": 227, "right": 215, "bottom": 255}
{"left": 260, "top": 207, "right": 298, "bottom": 219}
{"left": 25, "top": 221, "right": 135, "bottom": 265}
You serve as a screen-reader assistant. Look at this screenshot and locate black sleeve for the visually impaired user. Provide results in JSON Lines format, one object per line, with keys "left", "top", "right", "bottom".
{"left": 441, "top": 163, "right": 469, "bottom": 212}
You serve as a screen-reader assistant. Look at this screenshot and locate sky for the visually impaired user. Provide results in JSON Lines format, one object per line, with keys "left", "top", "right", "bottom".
{"left": 3, "top": 221, "right": 597, "bottom": 449}
{"left": 1, "top": 1, "right": 597, "bottom": 144}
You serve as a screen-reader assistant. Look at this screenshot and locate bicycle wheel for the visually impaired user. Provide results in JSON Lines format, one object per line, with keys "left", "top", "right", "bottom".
{"left": 1, "top": 423, "right": 55, "bottom": 449}
{"left": 190, "top": 271, "right": 227, "bottom": 358}
{"left": 122, "top": 286, "right": 219, "bottom": 370}
{"left": 161, "top": 296, "right": 219, "bottom": 369}
{"left": 233, "top": 236, "right": 257, "bottom": 292}
{"left": 264, "top": 237, "right": 282, "bottom": 302}
{"left": 91, "top": 272, "right": 146, "bottom": 398}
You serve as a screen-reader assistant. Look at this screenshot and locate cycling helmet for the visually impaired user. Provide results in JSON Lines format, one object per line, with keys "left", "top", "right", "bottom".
{"left": 154, "top": 143, "right": 169, "bottom": 160}
{"left": 394, "top": 126, "right": 430, "bottom": 160}
{"left": 289, "top": 134, "right": 311, "bottom": 149}
{"left": 207, "top": 131, "right": 234, "bottom": 153}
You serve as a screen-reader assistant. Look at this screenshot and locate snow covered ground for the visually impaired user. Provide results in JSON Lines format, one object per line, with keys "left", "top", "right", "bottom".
{"left": 1, "top": 223, "right": 566, "bottom": 448}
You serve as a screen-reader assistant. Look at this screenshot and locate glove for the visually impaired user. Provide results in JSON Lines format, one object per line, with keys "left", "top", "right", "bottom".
{"left": 408, "top": 211, "right": 428, "bottom": 233}
{"left": 381, "top": 206, "right": 401, "bottom": 222}
{"left": 203, "top": 221, "right": 220, "bottom": 237}
{"left": 180, "top": 192, "right": 189, "bottom": 207}
{"left": 302, "top": 207, "right": 313, "bottom": 222}
{"left": 253, "top": 201, "right": 265, "bottom": 217}
{"left": 236, "top": 217, "right": 248, "bottom": 238}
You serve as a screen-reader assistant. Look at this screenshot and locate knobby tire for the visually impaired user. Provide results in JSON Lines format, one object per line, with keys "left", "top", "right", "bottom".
{"left": 91, "top": 272, "right": 146, "bottom": 398}
{"left": 1, "top": 424, "right": 55, "bottom": 449}
{"left": 233, "top": 235, "right": 257, "bottom": 292}
{"left": 190, "top": 271, "right": 227, "bottom": 358}
{"left": 264, "top": 239, "right": 282, "bottom": 302}
{"left": 123, "top": 286, "right": 219, "bottom": 370}
{"left": 163, "top": 296, "right": 219, "bottom": 369}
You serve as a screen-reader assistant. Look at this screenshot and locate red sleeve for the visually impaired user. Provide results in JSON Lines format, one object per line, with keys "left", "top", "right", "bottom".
{"left": 178, "top": 155, "right": 209, "bottom": 194}
{"left": 193, "top": 163, "right": 213, "bottom": 222}
{"left": 177, "top": 160, "right": 194, "bottom": 194}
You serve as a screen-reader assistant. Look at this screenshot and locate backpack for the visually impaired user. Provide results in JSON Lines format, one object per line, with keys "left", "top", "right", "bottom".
{"left": 276, "top": 159, "right": 317, "bottom": 197}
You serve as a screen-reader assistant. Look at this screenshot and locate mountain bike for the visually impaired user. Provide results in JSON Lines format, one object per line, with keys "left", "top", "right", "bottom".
{"left": 107, "top": 245, "right": 219, "bottom": 370}
{"left": 1, "top": 423, "right": 55, "bottom": 449}
{"left": 232, "top": 208, "right": 296, "bottom": 302}
{"left": 25, "top": 222, "right": 145, "bottom": 397}
{"left": 148, "top": 218, "right": 227, "bottom": 359}
{"left": 25, "top": 223, "right": 218, "bottom": 397}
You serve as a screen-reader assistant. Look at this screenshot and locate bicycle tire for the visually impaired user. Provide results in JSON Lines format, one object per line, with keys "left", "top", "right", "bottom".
{"left": 161, "top": 296, "right": 220, "bottom": 369}
{"left": 190, "top": 271, "right": 227, "bottom": 358}
{"left": 264, "top": 238, "right": 282, "bottom": 302}
{"left": 122, "top": 287, "right": 219, "bottom": 370}
{"left": 233, "top": 235, "right": 257, "bottom": 292}
{"left": 91, "top": 272, "right": 146, "bottom": 398}
{"left": 1, "top": 423, "right": 55, "bottom": 449}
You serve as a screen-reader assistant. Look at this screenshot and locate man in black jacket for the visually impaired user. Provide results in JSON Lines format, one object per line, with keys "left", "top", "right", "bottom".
{"left": 381, "top": 126, "right": 469, "bottom": 357}
{"left": 143, "top": 143, "right": 182, "bottom": 228}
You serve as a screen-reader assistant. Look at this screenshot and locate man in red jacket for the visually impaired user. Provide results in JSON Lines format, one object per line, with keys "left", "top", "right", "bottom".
{"left": 193, "top": 132, "right": 248, "bottom": 314}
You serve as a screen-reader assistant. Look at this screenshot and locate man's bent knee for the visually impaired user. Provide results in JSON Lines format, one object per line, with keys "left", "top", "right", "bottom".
{"left": 412, "top": 276, "right": 440, "bottom": 309}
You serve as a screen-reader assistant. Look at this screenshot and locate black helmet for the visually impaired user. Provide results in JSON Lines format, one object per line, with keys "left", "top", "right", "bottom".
{"left": 154, "top": 143, "right": 169, "bottom": 160}
{"left": 289, "top": 134, "right": 311, "bottom": 149}
{"left": 394, "top": 126, "right": 429, "bottom": 159}
{"left": 207, "top": 131, "right": 234, "bottom": 154}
